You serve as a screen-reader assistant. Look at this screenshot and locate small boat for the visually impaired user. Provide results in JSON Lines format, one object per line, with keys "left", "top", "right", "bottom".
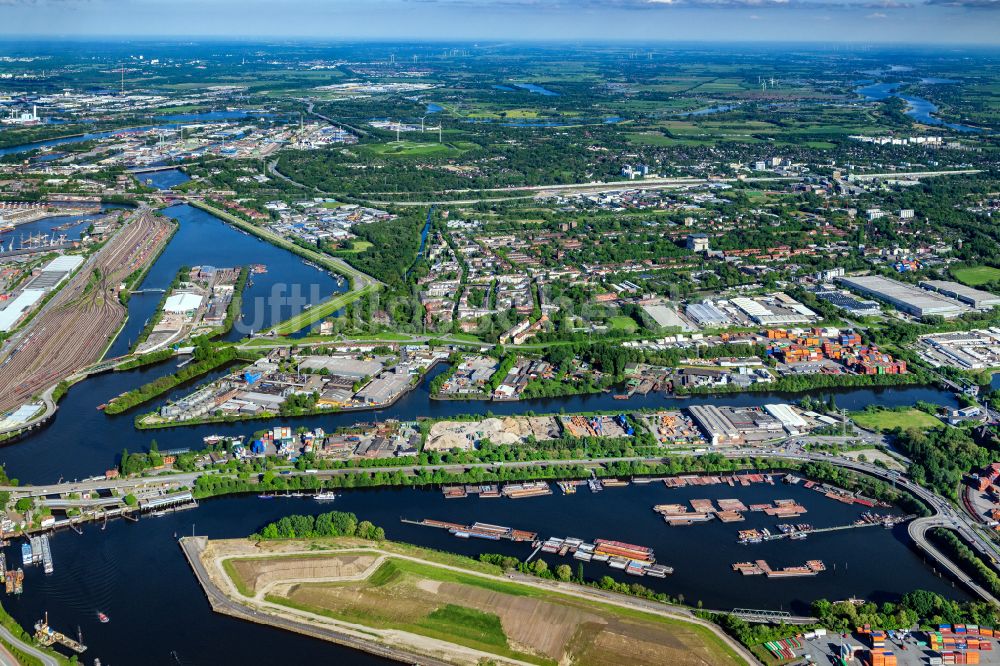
{"left": 314, "top": 492, "right": 337, "bottom": 501}
{"left": 96, "top": 404, "right": 107, "bottom": 411}
{"left": 257, "top": 494, "right": 275, "bottom": 499}
{"left": 97, "top": 611, "right": 109, "bottom": 624}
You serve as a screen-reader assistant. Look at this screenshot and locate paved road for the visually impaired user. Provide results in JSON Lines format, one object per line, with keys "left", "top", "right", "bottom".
{"left": 0, "top": 625, "right": 60, "bottom": 666}
{"left": 10, "top": 443, "right": 1000, "bottom": 604}
{"left": 359, "top": 169, "right": 982, "bottom": 206}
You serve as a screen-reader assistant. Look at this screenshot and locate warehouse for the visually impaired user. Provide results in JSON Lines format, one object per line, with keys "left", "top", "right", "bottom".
{"left": 919, "top": 280, "right": 1000, "bottom": 310}
{"left": 838, "top": 275, "right": 968, "bottom": 319}
{"left": 164, "top": 292, "right": 203, "bottom": 314}
{"left": 298, "top": 356, "right": 384, "bottom": 379}
{"left": 0, "top": 289, "right": 44, "bottom": 332}
{"left": 763, "top": 403, "right": 808, "bottom": 435}
{"left": 685, "top": 302, "right": 730, "bottom": 328}
{"left": 688, "top": 405, "right": 784, "bottom": 445}
{"left": 815, "top": 290, "right": 882, "bottom": 317}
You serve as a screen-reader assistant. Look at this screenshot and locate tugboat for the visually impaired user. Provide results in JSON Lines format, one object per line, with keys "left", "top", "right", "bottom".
{"left": 97, "top": 612, "right": 109, "bottom": 624}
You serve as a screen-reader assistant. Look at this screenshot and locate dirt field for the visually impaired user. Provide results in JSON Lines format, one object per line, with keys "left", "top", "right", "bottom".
{"left": 265, "top": 555, "right": 739, "bottom": 665}
{"left": 425, "top": 416, "right": 561, "bottom": 451}
{"left": 231, "top": 553, "right": 379, "bottom": 595}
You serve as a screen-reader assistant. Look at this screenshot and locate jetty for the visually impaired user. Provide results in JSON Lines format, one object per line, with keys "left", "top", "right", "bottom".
{"left": 34, "top": 615, "right": 86, "bottom": 654}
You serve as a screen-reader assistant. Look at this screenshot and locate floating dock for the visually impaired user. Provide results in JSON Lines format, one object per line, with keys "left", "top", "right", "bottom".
{"left": 536, "top": 536, "right": 671, "bottom": 577}
{"left": 34, "top": 617, "right": 86, "bottom": 653}
{"left": 732, "top": 559, "right": 826, "bottom": 578}
{"left": 402, "top": 518, "right": 537, "bottom": 542}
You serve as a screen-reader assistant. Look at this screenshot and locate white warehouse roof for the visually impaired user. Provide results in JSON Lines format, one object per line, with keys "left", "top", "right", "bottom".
{"left": 42, "top": 255, "right": 84, "bottom": 273}
{"left": 0, "top": 289, "right": 45, "bottom": 332}
{"left": 164, "top": 292, "right": 203, "bottom": 313}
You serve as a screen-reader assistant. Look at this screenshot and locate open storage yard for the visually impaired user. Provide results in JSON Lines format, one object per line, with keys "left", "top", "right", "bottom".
{"left": 0, "top": 209, "right": 173, "bottom": 413}
{"left": 200, "top": 537, "right": 746, "bottom": 666}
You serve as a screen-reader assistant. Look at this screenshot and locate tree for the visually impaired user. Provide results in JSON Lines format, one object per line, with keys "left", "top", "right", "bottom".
{"left": 554, "top": 564, "right": 572, "bottom": 582}
{"left": 14, "top": 497, "right": 33, "bottom": 513}
{"left": 123, "top": 494, "right": 138, "bottom": 507}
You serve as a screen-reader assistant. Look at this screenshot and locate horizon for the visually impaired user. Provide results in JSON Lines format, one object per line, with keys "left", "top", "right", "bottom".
{"left": 0, "top": 0, "right": 998, "bottom": 46}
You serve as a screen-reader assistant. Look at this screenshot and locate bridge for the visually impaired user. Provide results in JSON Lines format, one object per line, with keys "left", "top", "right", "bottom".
{"left": 129, "top": 165, "right": 184, "bottom": 174}
{"left": 725, "top": 608, "right": 817, "bottom": 625}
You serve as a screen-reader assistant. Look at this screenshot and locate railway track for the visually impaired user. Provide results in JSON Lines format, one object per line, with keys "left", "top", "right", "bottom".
{"left": 0, "top": 211, "right": 173, "bottom": 413}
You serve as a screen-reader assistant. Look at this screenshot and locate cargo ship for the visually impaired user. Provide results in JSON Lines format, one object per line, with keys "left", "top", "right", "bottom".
{"left": 733, "top": 559, "right": 826, "bottom": 578}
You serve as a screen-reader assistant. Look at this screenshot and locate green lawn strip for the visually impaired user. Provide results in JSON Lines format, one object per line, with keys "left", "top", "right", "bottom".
{"left": 851, "top": 408, "right": 943, "bottom": 432}
{"left": 264, "top": 592, "right": 552, "bottom": 665}
{"left": 270, "top": 283, "right": 376, "bottom": 335}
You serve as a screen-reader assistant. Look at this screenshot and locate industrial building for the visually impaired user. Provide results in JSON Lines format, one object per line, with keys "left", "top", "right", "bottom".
{"left": 838, "top": 275, "right": 968, "bottom": 319}
{"left": 815, "top": 290, "right": 882, "bottom": 317}
{"left": 919, "top": 280, "right": 1000, "bottom": 310}
{"left": 730, "top": 295, "right": 817, "bottom": 326}
{"left": 688, "top": 404, "right": 784, "bottom": 446}
{"left": 685, "top": 302, "right": 730, "bottom": 328}
{"left": 0, "top": 254, "right": 85, "bottom": 332}
{"left": 163, "top": 292, "right": 203, "bottom": 314}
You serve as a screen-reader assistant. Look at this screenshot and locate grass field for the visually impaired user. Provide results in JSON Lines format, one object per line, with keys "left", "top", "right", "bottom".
{"left": 271, "top": 283, "right": 377, "bottom": 335}
{"left": 952, "top": 265, "right": 1000, "bottom": 287}
{"left": 220, "top": 543, "right": 743, "bottom": 666}
{"left": 608, "top": 316, "right": 639, "bottom": 333}
{"left": 851, "top": 408, "right": 943, "bottom": 432}
{"left": 365, "top": 140, "right": 473, "bottom": 158}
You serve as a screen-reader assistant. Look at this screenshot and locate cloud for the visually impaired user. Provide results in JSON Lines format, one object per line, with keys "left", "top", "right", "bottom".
{"left": 925, "top": 0, "right": 999, "bottom": 7}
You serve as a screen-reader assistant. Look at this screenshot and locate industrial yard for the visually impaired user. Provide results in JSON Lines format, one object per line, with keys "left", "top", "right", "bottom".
{"left": 146, "top": 346, "right": 447, "bottom": 425}
{"left": 135, "top": 264, "right": 243, "bottom": 353}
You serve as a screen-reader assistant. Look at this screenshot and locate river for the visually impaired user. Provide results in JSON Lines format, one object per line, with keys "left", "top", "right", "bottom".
{"left": 854, "top": 81, "right": 980, "bottom": 133}
{"left": 0, "top": 482, "right": 969, "bottom": 666}
{"left": 0, "top": 195, "right": 976, "bottom": 664}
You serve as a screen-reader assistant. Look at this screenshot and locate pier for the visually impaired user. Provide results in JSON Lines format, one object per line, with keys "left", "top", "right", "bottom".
{"left": 401, "top": 518, "right": 537, "bottom": 542}
{"left": 34, "top": 616, "right": 86, "bottom": 654}
{"left": 755, "top": 514, "right": 914, "bottom": 543}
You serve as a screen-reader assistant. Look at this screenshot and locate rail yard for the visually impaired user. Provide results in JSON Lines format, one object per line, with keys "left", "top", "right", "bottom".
{"left": 0, "top": 209, "right": 173, "bottom": 413}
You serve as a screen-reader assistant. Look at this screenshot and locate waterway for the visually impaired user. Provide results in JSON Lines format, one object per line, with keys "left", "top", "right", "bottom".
{"left": 103, "top": 203, "right": 344, "bottom": 360}
{"left": 0, "top": 192, "right": 978, "bottom": 663}
{"left": 136, "top": 168, "right": 191, "bottom": 191}
{"left": 0, "top": 204, "right": 126, "bottom": 248}
{"left": 0, "top": 482, "right": 969, "bottom": 666}
{"left": 854, "top": 81, "right": 980, "bottom": 133}
{"left": 511, "top": 83, "right": 559, "bottom": 96}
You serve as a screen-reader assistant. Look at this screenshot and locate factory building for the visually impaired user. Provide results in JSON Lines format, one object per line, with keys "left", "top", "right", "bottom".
{"left": 838, "top": 275, "right": 968, "bottom": 319}
{"left": 918, "top": 280, "right": 1000, "bottom": 310}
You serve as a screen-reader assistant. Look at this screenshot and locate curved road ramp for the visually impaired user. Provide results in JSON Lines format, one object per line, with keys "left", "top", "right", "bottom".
{"left": 181, "top": 536, "right": 753, "bottom": 666}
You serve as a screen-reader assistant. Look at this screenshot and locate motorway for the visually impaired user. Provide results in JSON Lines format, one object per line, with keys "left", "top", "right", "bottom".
{"left": 359, "top": 169, "right": 983, "bottom": 206}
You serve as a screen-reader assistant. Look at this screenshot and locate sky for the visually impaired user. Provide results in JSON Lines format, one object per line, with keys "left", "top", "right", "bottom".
{"left": 0, "top": 0, "right": 997, "bottom": 45}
